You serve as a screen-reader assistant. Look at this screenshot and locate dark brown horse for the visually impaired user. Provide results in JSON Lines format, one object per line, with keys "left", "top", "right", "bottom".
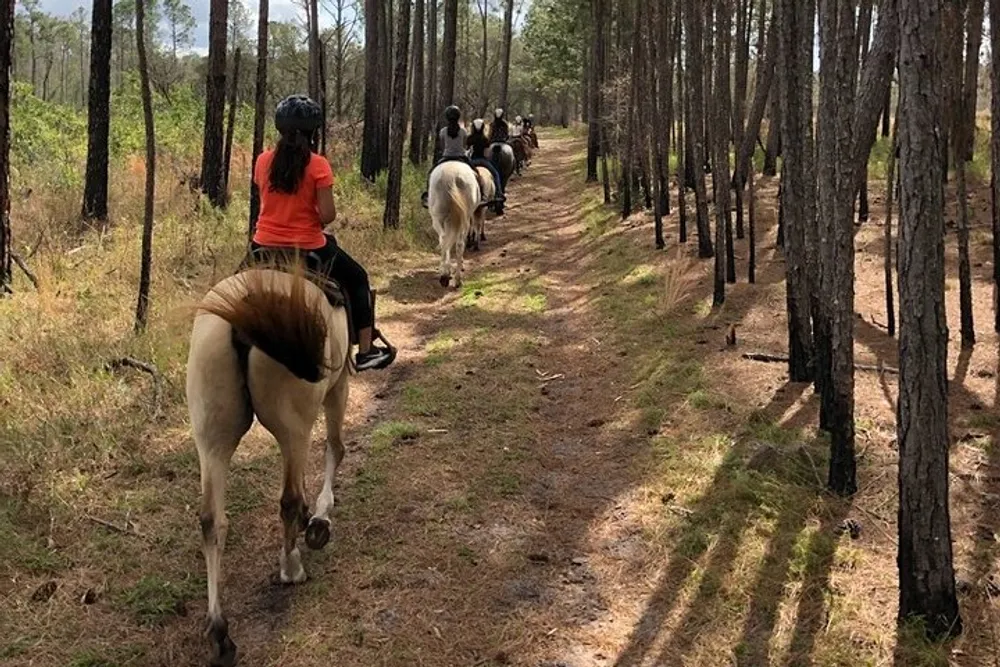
{"left": 509, "top": 136, "right": 532, "bottom": 174}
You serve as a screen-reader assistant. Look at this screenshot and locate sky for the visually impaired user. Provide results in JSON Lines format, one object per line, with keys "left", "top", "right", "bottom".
{"left": 35, "top": 0, "right": 316, "bottom": 54}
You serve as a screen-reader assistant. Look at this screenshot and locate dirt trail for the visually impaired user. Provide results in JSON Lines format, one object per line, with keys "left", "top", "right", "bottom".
{"left": 165, "top": 134, "right": 647, "bottom": 667}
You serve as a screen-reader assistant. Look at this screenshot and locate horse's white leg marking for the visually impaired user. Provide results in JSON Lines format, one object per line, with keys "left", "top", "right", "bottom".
{"left": 312, "top": 371, "right": 348, "bottom": 524}
{"left": 454, "top": 234, "right": 466, "bottom": 287}
{"left": 198, "top": 445, "right": 234, "bottom": 622}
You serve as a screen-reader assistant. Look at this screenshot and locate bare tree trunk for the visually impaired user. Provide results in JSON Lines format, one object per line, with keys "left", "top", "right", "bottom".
{"left": 409, "top": 0, "right": 425, "bottom": 165}
{"left": 961, "top": 0, "right": 985, "bottom": 162}
{"left": 586, "top": 0, "right": 603, "bottom": 183}
{"left": 82, "top": 0, "right": 113, "bottom": 222}
{"left": 748, "top": 155, "right": 756, "bottom": 283}
{"left": 498, "top": 0, "right": 515, "bottom": 108}
{"left": 885, "top": 101, "right": 899, "bottom": 338}
{"left": 200, "top": 0, "right": 228, "bottom": 207}
{"left": 249, "top": 0, "right": 269, "bottom": 238}
{"left": 435, "top": 0, "right": 458, "bottom": 160}
{"left": 992, "top": 0, "right": 1000, "bottom": 333}
{"left": 422, "top": 0, "right": 437, "bottom": 161}
{"left": 222, "top": 48, "right": 241, "bottom": 205}
{"left": 677, "top": 10, "right": 688, "bottom": 243}
{"left": 362, "top": 0, "right": 386, "bottom": 180}
{"left": 0, "top": 0, "right": 11, "bottom": 294}
{"left": 896, "top": 0, "right": 963, "bottom": 638}
{"left": 384, "top": 0, "right": 411, "bottom": 230}
{"left": 763, "top": 91, "right": 780, "bottom": 176}
{"left": 777, "top": 0, "right": 815, "bottom": 383}
{"left": 817, "top": 0, "right": 859, "bottom": 496}
{"left": 134, "top": 0, "right": 156, "bottom": 331}
{"left": 711, "top": 0, "right": 733, "bottom": 304}
{"left": 686, "top": 0, "right": 713, "bottom": 258}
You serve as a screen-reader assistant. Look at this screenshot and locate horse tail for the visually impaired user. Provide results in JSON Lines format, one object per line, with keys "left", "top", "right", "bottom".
{"left": 197, "top": 268, "right": 329, "bottom": 383}
{"left": 448, "top": 179, "right": 470, "bottom": 231}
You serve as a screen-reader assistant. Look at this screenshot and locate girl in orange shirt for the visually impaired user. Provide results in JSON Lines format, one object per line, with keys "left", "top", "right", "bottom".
{"left": 250, "top": 95, "right": 394, "bottom": 372}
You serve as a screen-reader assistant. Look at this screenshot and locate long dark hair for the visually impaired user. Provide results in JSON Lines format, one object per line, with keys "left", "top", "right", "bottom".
{"left": 446, "top": 118, "right": 460, "bottom": 139}
{"left": 269, "top": 129, "right": 314, "bottom": 194}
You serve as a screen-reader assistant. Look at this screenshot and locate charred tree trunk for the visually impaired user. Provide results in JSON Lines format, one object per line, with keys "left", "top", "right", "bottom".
{"left": 896, "top": 0, "right": 963, "bottom": 639}
{"left": 134, "top": 0, "right": 156, "bottom": 331}
{"left": 200, "top": 0, "right": 228, "bottom": 208}
{"left": 249, "top": 0, "right": 269, "bottom": 238}
{"left": 82, "top": 0, "right": 112, "bottom": 222}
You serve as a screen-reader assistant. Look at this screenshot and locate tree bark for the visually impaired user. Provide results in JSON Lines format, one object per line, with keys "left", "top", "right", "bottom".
{"left": 435, "top": 0, "right": 459, "bottom": 160}
{"left": 686, "top": 0, "right": 713, "bottom": 258}
{"left": 200, "top": 0, "right": 228, "bottom": 207}
{"left": 248, "top": 0, "right": 269, "bottom": 238}
{"left": 422, "top": 0, "right": 437, "bottom": 162}
{"left": 817, "top": 0, "right": 859, "bottom": 495}
{"left": 960, "top": 0, "right": 985, "bottom": 163}
{"left": 586, "top": 0, "right": 603, "bottom": 183}
{"left": 712, "top": 0, "right": 733, "bottom": 305}
{"left": 0, "top": 0, "right": 11, "bottom": 294}
{"left": 498, "top": 0, "right": 515, "bottom": 108}
{"left": 384, "top": 0, "right": 410, "bottom": 230}
{"left": 992, "top": 0, "right": 1000, "bottom": 333}
{"left": 777, "top": 0, "right": 815, "bottom": 383}
{"left": 134, "top": 0, "right": 156, "bottom": 331}
{"left": 362, "top": 0, "right": 386, "bottom": 181}
{"left": 896, "top": 0, "right": 963, "bottom": 639}
{"left": 409, "top": 0, "right": 425, "bottom": 165}
{"left": 82, "top": 0, "right": 113, "bottom": 222}
{"left": 222, "top": 48, "right": 241, "bottom": 205}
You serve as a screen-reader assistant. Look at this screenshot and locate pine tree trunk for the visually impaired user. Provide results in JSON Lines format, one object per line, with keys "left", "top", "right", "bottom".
{"left": 817, "top": 0, "right": 859, "bottom": 496}
{"left": 499, "top": 0, "right": 514, "bottom": 108}
{"left": 82, "top": 0, "right": 112, "bottom": 222}
{"left": 777, "top": 0, "right": 815, "bottom": 383}
{"left": 222, "top": 48, "right": 241, "bottom": 205}
{"left": 748, "top": 156, "right": 756, "bottom": 283}
{"left": 200, "top": 0, "right": 228, "bottom": 207}
{"left": 409, "top": 0, "right": 425, "bottom": 165}
{"left": 677, "top": 13, "right": 688, "bottom": 243}
{"left": 711, "top": 0, "right": 732, "bottom": 304}
{"left": 134, "top": 0, "right": 156, "bottom": 331}
{"left": 992, "top": 0, "right": 1000, "bottom": 333}
{"left": 362, "top": 0, "right": 385, "bottom": 181}
{"left": 384, "top": 0, "right": 411, "bottom": 230}
{"left": 885, "top": 102, "right": 899, "bottom": 338}
{"left": 896, "top": 0, "right": 963, "bottom": 638}
{"left": 249, "top": 0, "right": 269, "bottom": 238}
{"left": 435, "top": 0, "right": 458, "bottom": 160}
{"left": 586, "top": 0, "right": 603, "bottom": 183}
{"left": 0, "top": 0, "right": 11, "bottom": 294}
{"left": 686, "top": 0, "right": 713, "bottom": 258}
{"left": 961, "top": 0, "right": 985, "bottom": 163}
{"left": 422, "top": 0, "right": 437, "bottom": 162}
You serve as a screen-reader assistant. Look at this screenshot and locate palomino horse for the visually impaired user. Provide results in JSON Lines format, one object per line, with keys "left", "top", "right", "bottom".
{"left": 467, "top": 165, "right": 497, "bottom": 252}
{"left": 428, "top": 160, "right": 479, "bottom": 287}
{"left": 489, "top": 142, "right": 516, "bottom": 190}
{"left": 187, "top": 266, "right": 351, "bottom": 666}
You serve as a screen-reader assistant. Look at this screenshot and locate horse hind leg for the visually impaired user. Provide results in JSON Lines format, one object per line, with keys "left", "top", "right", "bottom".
{"left": 196, "top": 436, "right": 241, "bottom": 666}
{"left": 277, "top": 430, "right": 311, "bottom": 584}
{"left": 305, "top": 371, "right": 349, "bottom": 551}
{"left": 439, "top": 237, "right": 452, "bottom": 287}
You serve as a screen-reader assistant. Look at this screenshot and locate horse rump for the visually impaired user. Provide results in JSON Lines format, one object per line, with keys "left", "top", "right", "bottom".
{"left": 197, "top": 268, "right": 330, "bottom": 383}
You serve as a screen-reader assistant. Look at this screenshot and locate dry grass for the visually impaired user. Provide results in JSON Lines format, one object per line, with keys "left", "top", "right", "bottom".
{"left": 2, "top": 128, "right": 999, "bottom": 667}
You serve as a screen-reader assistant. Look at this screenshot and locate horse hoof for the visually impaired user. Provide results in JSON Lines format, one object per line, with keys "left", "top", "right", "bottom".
{"left": 305, "top": 517, "right": 331, "bottom": 550}
{"left": 439, "top": 275, "right": 450, "bottom": 287}
{"left": 207, "top": 619, "right": 237, "bottom": 666}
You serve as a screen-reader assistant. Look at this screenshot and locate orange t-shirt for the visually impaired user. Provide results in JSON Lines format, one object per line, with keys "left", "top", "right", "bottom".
{"left": 252, "top": 150, "right": 334, "bottom": 250}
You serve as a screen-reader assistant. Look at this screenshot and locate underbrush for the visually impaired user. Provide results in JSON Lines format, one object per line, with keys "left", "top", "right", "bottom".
{"left": 0, "top": 88, "right": 437, "bottom": 582}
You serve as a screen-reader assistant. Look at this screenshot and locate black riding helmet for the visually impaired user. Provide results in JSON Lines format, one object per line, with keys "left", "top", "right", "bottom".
{"left": 444, "top": 105, "right": 461, "bottom": 122}
{"left": 275, "top": 94, "right": 323, "bottom": 134}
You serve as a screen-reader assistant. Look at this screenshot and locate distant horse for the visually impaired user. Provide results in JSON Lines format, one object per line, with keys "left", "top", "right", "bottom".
{"left": 509, "top": 136, "right": 532, "bottom": 174}
{"left": 490, "top": 142, "right": 516, "bottom": 189}
{"left": 428, "top": 160, "right": 479, "bottom": 287}
{"left": 187, "top": 266, "right": 351, "bottom": 667}
{"left": 467, "top": 165, "right": 497, "bottom": 252}
{"left": 525, "top": 127, "right": 539, "bottom": 150}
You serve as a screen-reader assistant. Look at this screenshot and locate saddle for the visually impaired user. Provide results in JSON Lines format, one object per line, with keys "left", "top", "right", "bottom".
{"left": 238, "top": 244, "right": 356, "bottom": 344}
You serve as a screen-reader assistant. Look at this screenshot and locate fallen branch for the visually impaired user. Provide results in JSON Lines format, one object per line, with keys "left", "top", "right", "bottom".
{"left": 742, "top": 352, "right": 899, "bottom": 375}
{"left": 86, "top": 514, "right": 145, "bottom": 538}
{"left": 105, "top": 356, "right": 163, "bottom": 417}
{"left": 10, "top": 251, "right": 38, "bottom": 288}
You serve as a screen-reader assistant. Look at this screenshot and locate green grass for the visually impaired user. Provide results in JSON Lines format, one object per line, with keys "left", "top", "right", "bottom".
{"left": 371, "top": 420, "right": 421, "bottom": 452}
{"left": 117, "top": 574, "right": 200, "bottom": 626}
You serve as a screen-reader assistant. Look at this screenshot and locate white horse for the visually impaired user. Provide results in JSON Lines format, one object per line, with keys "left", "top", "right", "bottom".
{"left": 186, "top": 266, "right": 351, "bottom": 666}
{"left": 467, "top": 165, "right": 496, "bottom": 252}
{"left": 428, "top": 160, "right": 479, "bottom": 287}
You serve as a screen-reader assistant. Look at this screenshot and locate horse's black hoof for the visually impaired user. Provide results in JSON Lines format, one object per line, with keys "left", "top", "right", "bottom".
{"left": 439, "top": 275, "right": 450, "bottom": 287}
{"left": 207, "top": 619, "right": 238, "bottom": 666}
{"left": 305, "top": 517, "right": 331, "bottom": 550}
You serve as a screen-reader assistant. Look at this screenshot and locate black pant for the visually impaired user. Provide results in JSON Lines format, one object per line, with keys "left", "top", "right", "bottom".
{"left": 248, "top": 235, "right": 374, "bottom": 337}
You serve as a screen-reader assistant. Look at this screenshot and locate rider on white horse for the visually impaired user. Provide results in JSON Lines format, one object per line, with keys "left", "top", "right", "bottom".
{"left": 421, "top": 106, "right": 501, "bottom": 211}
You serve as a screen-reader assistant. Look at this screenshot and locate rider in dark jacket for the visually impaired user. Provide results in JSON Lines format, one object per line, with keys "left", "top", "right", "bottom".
{"left": 468, "top": 118, "right": 505, "bottom": 215}
{"left": 489, "top": 108, "right": 509, "bottom": 144}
